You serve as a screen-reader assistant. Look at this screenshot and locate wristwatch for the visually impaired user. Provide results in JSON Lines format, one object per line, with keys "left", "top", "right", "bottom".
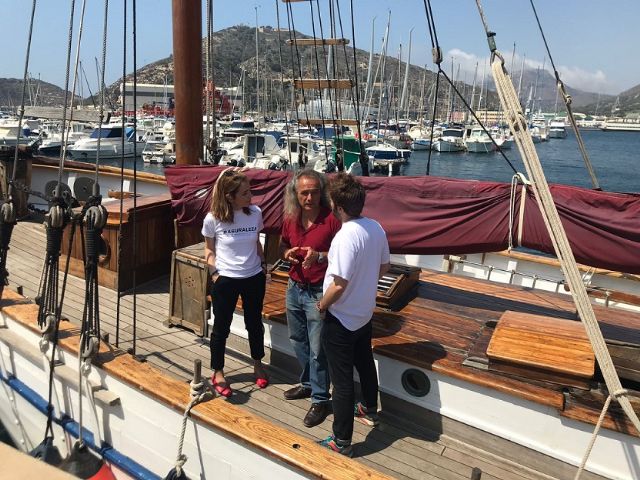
{"left": 317, "top": 252, "right": 326, "bottom": 263}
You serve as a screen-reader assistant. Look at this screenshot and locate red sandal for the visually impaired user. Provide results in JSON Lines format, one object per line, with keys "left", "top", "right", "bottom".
{"left": 211, "top": 375, "right": 233, "bottom": 397}
{"left": 255, "top": 376, "right": 269, "bottom": 389}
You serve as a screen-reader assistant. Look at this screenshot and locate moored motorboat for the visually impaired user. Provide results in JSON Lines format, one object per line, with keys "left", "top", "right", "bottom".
{"left": 67, "top": 125, "right": 138, "bottom": 160}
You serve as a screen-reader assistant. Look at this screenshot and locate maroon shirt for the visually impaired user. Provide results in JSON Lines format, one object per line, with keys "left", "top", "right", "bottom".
{"left": 281, "top": 206, "right": 341, "bottom": 285}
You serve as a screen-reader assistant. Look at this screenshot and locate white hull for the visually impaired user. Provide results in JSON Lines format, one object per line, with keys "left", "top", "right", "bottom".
{"left": 465, "top": 140, "right": 495, "bottom": 153}
{"left": 0, "top": 311, "right": 314, "bottom": 480}
{"left": 67, "top": 142, "right": 138, "bottom": 160}
{"left": 601, "top": 122, "right": 640, "bottom": 132}
{"left": 410, "top": 139, "right": 431, "bottom": 151}
{"left": 29, "top": 160, "right": 168, "bottom": 209}
{"left": 433, "top": 140, "right": 465, "bottom": 152}
{"left": 548, "top": 129, "right": 567, "bottom": 139}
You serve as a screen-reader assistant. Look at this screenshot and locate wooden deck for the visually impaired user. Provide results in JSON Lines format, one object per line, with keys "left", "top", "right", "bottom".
{"left": 4, "top": 217, "right": 617, "bottom": 480}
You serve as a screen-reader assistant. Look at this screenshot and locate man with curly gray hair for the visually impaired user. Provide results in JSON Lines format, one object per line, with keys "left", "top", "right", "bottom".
{"left": 280, "top": 169, "right": 341, "bottom": 427}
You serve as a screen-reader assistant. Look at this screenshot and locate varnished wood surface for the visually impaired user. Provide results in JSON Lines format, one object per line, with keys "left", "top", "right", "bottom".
{"left": 2, "top": 218, "right": 611, "bottom": 480}
{"left": 487, "top": 311, "right": 595, "bottom": 377}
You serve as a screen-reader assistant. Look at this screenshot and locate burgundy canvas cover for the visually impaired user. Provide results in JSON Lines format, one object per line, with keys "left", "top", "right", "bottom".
{"left": 164, "top": 165, "right": 640, "bottom": 273}
{"left": 521, "top": 185, "right": 640, "bottom": 273}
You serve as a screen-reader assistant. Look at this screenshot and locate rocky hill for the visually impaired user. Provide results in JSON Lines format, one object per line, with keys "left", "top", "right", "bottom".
{"left": 5, "top": 25, "right": 634, "bottom": 118}
{"left": 0, "top": 78, "right": 81, "bottom": 110}
{"left": 495, "top": 68, "right": 614, "bottom": 112}
{"left": 104, "top": 24, "right": 503, "bottom": 118}
{"left": 578, "top": 82, "right": 640, "bottom": 117}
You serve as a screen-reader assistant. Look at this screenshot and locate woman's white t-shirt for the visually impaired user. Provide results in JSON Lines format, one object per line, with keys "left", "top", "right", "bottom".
{"left": 323, "top": 217, "right": 390, "bottom": 331}
{"left": 201, "top": 205, "right": 264, "bottom": 278}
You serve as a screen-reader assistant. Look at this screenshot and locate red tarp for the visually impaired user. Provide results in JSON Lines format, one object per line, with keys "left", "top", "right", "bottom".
{"left": 164, "top": 165, "right": 640, "bottom": 273}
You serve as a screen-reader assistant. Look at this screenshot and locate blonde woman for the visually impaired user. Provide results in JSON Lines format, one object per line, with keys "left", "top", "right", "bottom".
{"left": 202, "top": 170, "right": 268, "bottom": 397}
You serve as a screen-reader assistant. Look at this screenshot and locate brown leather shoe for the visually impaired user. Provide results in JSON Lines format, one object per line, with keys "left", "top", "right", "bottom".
{"left": 284, "top": 385, "right": 312, "bottom": 400}
{"left": 303, "top": 403, "right": 329, "bottom": 428}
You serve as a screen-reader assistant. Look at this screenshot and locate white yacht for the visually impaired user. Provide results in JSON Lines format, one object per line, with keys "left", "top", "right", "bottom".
{"left": 67, "top": 125, "right": 138, "bottom": 160}
{"left": 548, "top": 120, "right": 568, "bottom": 138}
{"left": 465, "top": 127, "right": 496, "bottom": 153}
{"left": 0, "top": 121, "right": 40, "bottom": 148}
{"left": 432, "top": 126, "right": 466, "bottom": 152}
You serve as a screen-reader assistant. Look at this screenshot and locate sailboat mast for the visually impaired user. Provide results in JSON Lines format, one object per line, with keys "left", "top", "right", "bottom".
{"left": 517, "top": 54, "right": 525, "bottom": 105}
{"left": 364, "top": 17, "right": 375, "bottom": 108}
{"left": 400, "top": 28, "right": 413, "bottom": 115}
{"left": 255, "top": 6, "right": 260, "bottom": 119}
{"left": 172, "top": 0, "right": 202, "bottom": 165}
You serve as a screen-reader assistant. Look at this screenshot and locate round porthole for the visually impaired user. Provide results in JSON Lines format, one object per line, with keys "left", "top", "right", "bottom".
{"left": 401, "top": 368, "right": 430, "bottom": 397}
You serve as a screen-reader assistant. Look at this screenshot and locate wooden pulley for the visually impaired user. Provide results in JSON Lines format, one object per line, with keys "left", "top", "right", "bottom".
{"left": 1, "top": 201, "right": 15, "bottom": 224}
{"left": 46, "top": 204, "right": 65, "bottom": 229}
{"left": 38, "top": 312, "right": 56, "bottom": 335}
{"left": 86, "top": 204, "right": 107, "bottom": 230}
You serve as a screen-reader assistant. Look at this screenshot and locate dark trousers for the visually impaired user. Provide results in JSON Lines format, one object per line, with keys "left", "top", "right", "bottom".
{"left": 322, "top": 311, "right": 379, "bottom": 442}
{"left": 210, "top": 272, "right": 266, "bottom": 371}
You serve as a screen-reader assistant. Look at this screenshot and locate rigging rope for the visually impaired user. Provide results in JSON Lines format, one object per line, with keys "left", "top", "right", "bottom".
{"left": 130, "top": 0, "right": 139, "bottom": 357}
{"left": 38, "top": 217, "right": 78, "bottom": 442}
{"left": 528, "top": 0, "right": 600, "bottom": 190}
{"left": 167, "top": 362, "right": 210, "bottom": 479}
{"left": 285, "top": 2, "right": 313, "bottom": 165}
{"left": 56, "top": 0, "right": 77, "bottom": 187}
{"left": 473, "top": 3, "right": 640, "bottom": 476}
{"left": 204, "top": 0, "right": 217, "bottom": 162}
{"left": 115, "top": 0, "right": 128, "bottom": 348}
{"left": 274, "top": 0, "right": 291, "bottom": 145}
{"left": 421, "top": 0, "right": 516, "bottom": 175}
{"left": 344, "top": 0, "right": 369, "bottom": 173}
{"left": 308, "top": 0, "right": 333, "bottom": 151}
{"left": 60, "top": 0, "right": 89, "bottom": 167}
{"left": 0, "top": 0, "right": 38, "bottom": 299}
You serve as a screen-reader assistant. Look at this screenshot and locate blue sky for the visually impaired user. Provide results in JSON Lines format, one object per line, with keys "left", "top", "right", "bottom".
{"left": 2, "top": 0, "right": 638, "bottom": 95}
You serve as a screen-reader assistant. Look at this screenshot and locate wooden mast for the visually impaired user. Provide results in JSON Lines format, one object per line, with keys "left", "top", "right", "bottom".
{"left": 172, "top": 0, "right": 202, "bottom": 165}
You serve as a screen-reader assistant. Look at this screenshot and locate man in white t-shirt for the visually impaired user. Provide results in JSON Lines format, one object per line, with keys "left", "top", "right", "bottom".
{"left": 316, "top": 173, "right": 390, "bottom": 456}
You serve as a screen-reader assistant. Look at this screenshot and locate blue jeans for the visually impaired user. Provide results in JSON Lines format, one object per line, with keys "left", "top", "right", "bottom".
{"left": 286, "top": 278, "right": 330, "bottom": 404}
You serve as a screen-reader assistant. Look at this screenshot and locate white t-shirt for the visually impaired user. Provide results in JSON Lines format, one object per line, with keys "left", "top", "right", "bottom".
{"left": 323, "top": 217, "right": 390, "bottom": 331}
{"left": 201, "top": 205, "right": 264, "bottom": 278}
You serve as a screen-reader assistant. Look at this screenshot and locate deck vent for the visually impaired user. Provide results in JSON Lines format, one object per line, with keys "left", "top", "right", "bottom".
{"left": 401, "top": 368, "right": 430, "bottom": 397}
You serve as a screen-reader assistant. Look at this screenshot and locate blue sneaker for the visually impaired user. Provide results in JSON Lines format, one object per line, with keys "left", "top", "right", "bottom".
{"left": 318, "top": 435, "right": 353, "bottom": 457}
{"left": 354, "top": 402, "right": 379, "bottom": 427}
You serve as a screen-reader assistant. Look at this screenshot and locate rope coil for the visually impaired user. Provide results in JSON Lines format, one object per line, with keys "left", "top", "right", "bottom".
{"left": 168, "top": 363, "right": 211, "bottom": 479}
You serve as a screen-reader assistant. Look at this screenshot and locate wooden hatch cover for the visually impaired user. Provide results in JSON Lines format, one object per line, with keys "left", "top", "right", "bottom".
{"left": 486, "top": 311, "right": 595, "bottom": 389}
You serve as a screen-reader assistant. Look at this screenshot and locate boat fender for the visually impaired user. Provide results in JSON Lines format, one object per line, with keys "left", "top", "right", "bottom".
{"left": 59, "top": 442, "right": 116, "bottom": 480}
{"left": 30, "top": 436, "right": 63, "bottom": 466}
{"left": 163, "top": 466, "right": 189, "bottom": 480}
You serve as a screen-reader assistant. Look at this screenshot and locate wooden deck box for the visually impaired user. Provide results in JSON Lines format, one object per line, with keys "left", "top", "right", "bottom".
{"left": 167, "top": 242, "right": 210, "bottom": 336}
{"left": 271, "top": 260, "right": 420, "bottom": 310}
{"left": 61, "top": 193, "right": 175, "bottom": 292}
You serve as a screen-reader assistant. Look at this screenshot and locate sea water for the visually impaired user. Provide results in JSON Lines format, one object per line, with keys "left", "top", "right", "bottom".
{"left": 54, "top": 129, "right": 640, "bottom": 194}
{"left": 398, "top": 129, "right": 640, "bottom": 194}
